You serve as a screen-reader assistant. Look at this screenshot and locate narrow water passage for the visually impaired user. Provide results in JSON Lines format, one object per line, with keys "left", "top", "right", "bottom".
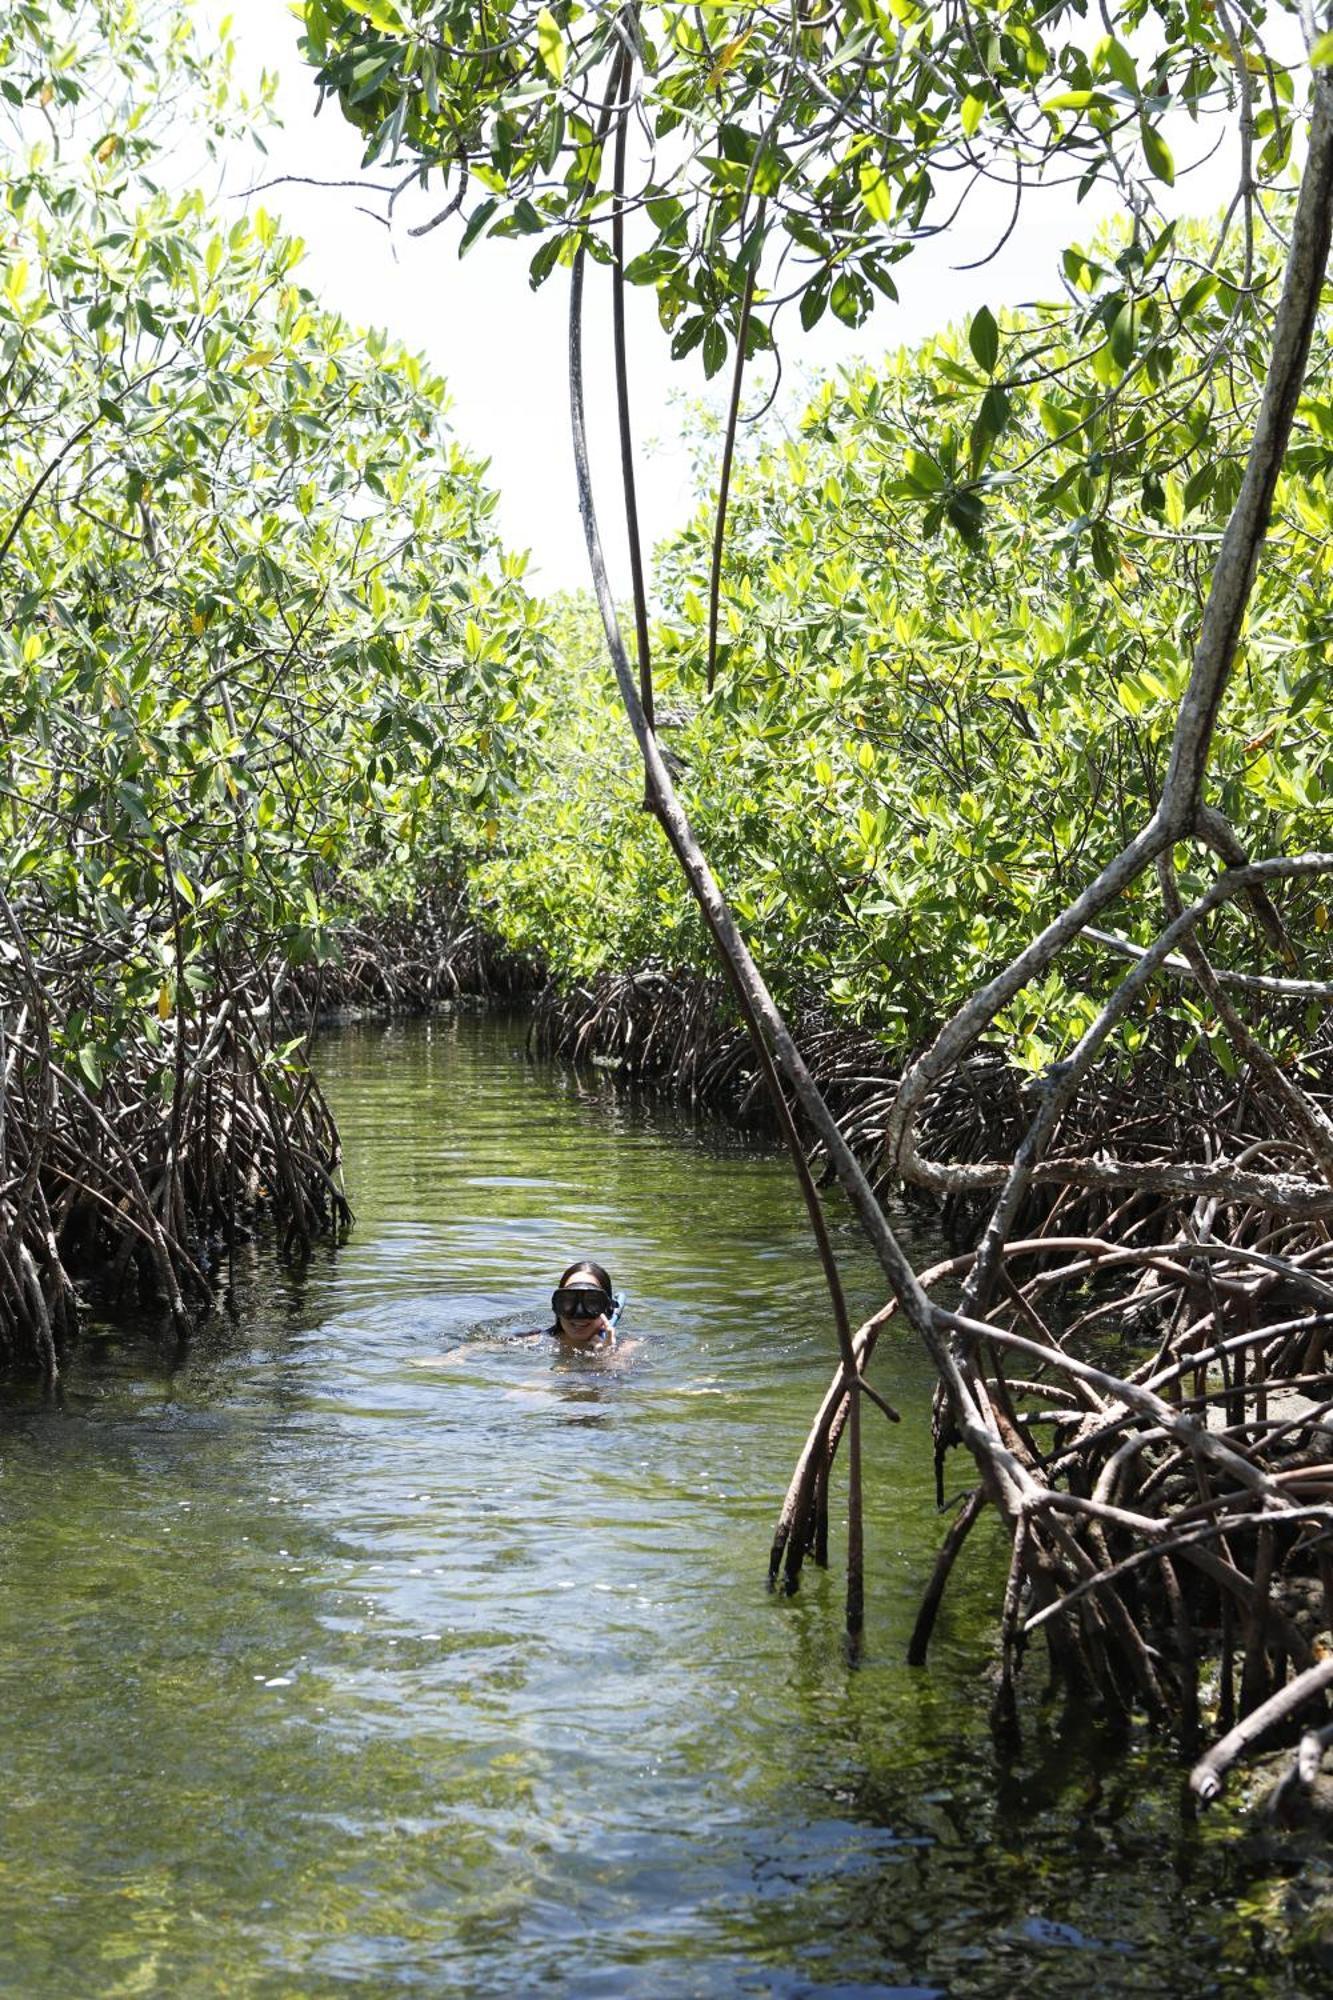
{"left": 0, "top": 1019, "right": 1310, "bottom": 1996}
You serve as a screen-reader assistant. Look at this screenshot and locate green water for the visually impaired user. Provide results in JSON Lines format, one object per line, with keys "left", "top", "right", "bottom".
{"left": 0, "top": 1018, "right": 1318, "bottom": 1997}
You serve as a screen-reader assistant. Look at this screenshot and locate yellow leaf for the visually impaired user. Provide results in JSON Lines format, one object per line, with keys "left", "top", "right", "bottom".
{"left": 706, "top": 29, "right": 753, "bottom": 89}
{"left": 158, "top": 985, "right": 173, "bottom": 1020}
{"left": 536, "top": 7, "right": 566, "bottom": 81}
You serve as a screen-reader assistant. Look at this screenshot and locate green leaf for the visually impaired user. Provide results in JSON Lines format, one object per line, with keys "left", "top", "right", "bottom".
{"left": 1182, "top": 465, "right": 1215, "bottom": 514}
{"left": 903, "top": 448, "right": 944, "bottom": 493}
{"left": 1109, "top": 300, "right": 1136, "bottom": 368}
{"left": 970, "top": 385, "right": 1010, "bottom": 471}
{"left": 1141, "top": 120, "right": 1175, "bottom": 186}
{"left": 701, "top": 322, "right": 727, "bottom": 378}
{"left": 671, "top": 313, "right": 707, "bottom": 358}
{"left": 968, "top": 305, "right": 999, "bottom": 375}
{"left": 1289, "top": 669, "right": 1323, "bottom": 717}
{"left": 536, "top": 8, "right": 566, "bottom": 82}
{"left": 1099, "top": 36, "right": 1139, "bottom": 93}
{"left": 624, "top": 248, "right": 678, "bottom": 284}
{"left": 830, "top": 272, "right": 870, "bottom": 326}
{"left": 858, "top": 163, "right": 892, "bottom": 224}
{"left": 1178, "top": 272, "right": 1217, "bottom": 319}
{"left": 1312, "top": 30, "right": 1333, "bottom": 68}
{"left": 1141, "top": 219, "right": 1177, "bottom": 276}
{"left": 799, "top": 279, "right": 829, "bottom": 331}
{"left": 459, "top": 198, "right": 499, "bottom": 255}
{"left": 528, "top": 235, "right": 563, "bottom": 288}
{"left": 946, "top": 491, "right": 985, "bottom": 542}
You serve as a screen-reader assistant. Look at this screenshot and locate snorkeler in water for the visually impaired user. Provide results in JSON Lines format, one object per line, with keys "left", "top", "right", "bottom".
{"left": 546, "top": 1259, "right": 622, "bottom": 1352}
{"left": 426, "top": 1257, "right": 631, "bottom": 1366}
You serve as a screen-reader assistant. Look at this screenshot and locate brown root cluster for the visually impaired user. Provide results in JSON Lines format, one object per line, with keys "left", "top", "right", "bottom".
{"left": 528, "top": 968, "right": 758, "bottom": 1109}
{"left": 0, "top": 947, "right": 349, "bottom": 1382}
{"left": 288, "top": 888, "right": 537, "bottom": 1017}
{"left": 0, "top": 878, "right": 540, "bottom": 1378}
{"left": 0, "top": 876, "right": 536, "bottom": 1377}
{"left": 779, "top": 1085, "right": 1333, "bottom": 1807}
{"left": 528, "top": 966, "right": 940, "bottom": 1146}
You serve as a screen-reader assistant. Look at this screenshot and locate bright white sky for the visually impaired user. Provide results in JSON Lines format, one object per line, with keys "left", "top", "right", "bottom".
{"left": 204, "top": 0, "right": 1248, "bottom": 596}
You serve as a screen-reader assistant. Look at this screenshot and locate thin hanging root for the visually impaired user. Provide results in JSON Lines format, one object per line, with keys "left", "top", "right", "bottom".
{"left": 992, "top": 1512, "right": 1031, "bottom": 1742}
{"left": 908, "top": 1488, "right": 986, "bottom": 1667}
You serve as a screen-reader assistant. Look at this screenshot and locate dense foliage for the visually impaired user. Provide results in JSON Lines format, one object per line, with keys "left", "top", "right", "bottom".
{"left": 1, "top": 0, "right": 544, "bottom": 1092}
{"left": 474, "top": 206, "right": 1333, "bottom": 1076}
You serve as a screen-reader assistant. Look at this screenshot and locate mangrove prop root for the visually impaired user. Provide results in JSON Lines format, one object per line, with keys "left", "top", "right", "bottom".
{"left": 541, "top": 959, "right": 1333, "bottom": 1782}
{"left": 908, "top": 1488, "right": 986, "bottom": 1668}
{"left": 0, "top": 878, "right": 524, "bottom": 1368}
{"left": 0, "top": 881, "right": 374, "bottom": 1368}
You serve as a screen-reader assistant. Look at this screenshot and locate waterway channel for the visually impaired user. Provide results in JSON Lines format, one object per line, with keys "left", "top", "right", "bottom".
{"left": 0, "top": 1017, "right": 1320, "bottom": 1995}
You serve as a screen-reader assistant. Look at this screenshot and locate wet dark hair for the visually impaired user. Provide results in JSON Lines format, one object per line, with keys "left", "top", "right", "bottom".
{"left": 559, "top": 1259, "right": 613, "bottom": 1295}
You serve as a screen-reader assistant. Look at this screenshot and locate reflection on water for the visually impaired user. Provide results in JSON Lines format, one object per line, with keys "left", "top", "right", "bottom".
{"left": 0, "top": 1017, "right": 1313, "bottom": 1996}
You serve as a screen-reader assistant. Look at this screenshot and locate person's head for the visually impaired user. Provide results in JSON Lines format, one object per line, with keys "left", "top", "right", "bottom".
{"left": 551, "top": 1260, "right": 615, "bottom": 1342}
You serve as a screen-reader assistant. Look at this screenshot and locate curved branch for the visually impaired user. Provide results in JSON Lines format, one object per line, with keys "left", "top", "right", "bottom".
{"left": 1082, "top": 927, "right": 1333, "bottom": 1000}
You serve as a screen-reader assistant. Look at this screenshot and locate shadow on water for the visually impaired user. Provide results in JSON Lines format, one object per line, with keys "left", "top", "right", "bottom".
{"left": 0, "top": 1016, "right": 1320, "bottom": 1996}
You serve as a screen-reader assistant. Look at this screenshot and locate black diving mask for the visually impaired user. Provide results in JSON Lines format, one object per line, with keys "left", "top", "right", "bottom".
{"left": 551, "top": 1287, "right": 614, "bottom": 1321}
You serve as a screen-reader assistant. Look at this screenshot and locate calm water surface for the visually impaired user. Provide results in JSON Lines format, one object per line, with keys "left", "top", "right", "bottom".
{"left": 0, "top": 1019, "right": 1317, "bottom": 1996}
